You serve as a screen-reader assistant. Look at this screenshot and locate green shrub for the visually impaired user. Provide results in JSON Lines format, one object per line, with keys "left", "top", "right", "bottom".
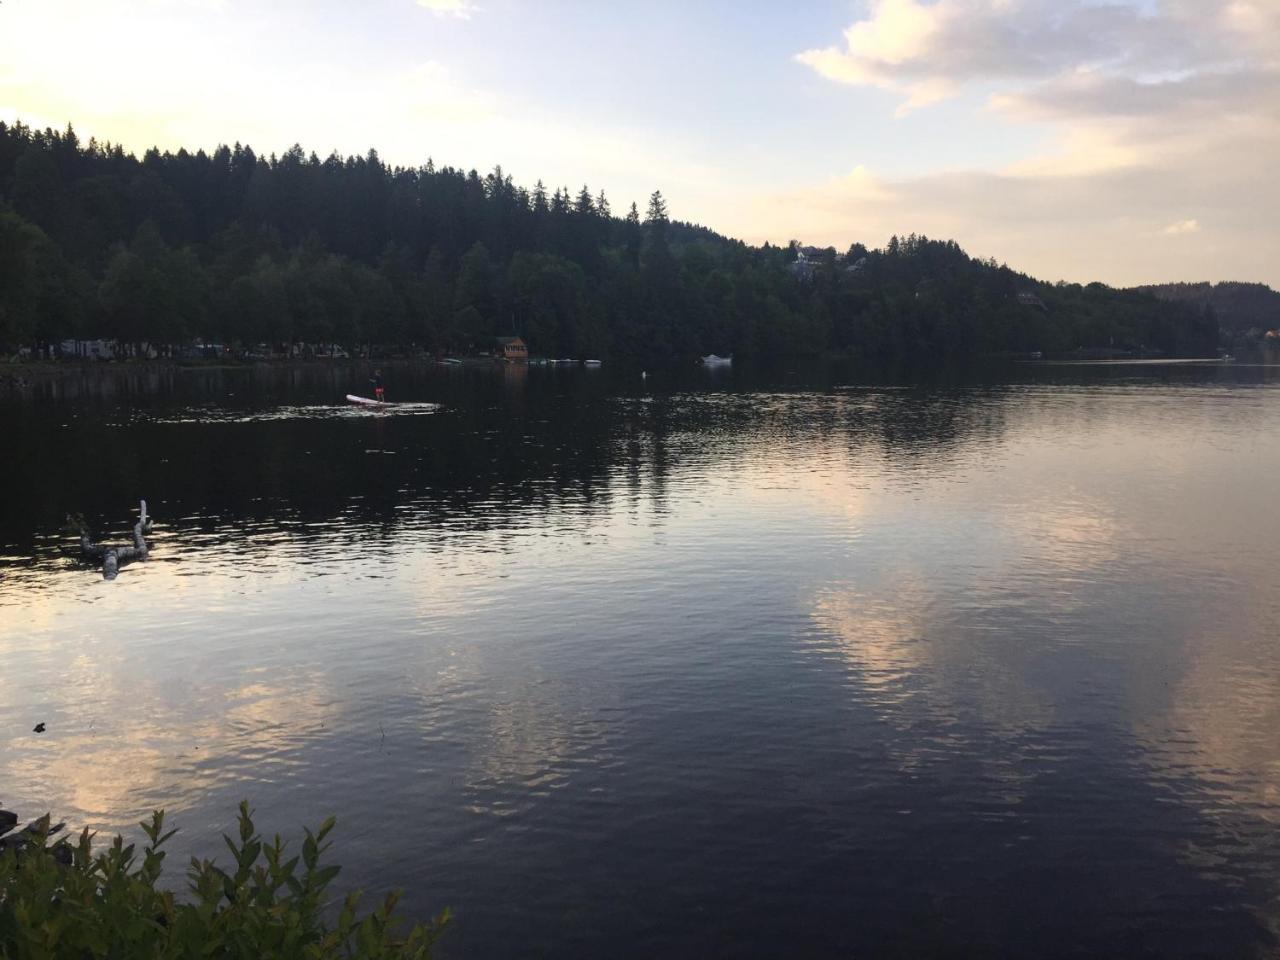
{"left": 0, "top": 801, "right": 449, "bottom": 959}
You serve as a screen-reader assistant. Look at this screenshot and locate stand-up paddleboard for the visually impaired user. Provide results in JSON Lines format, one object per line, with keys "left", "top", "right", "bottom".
{"left": 346, "top": 394, "right": 388, "bottom": 406}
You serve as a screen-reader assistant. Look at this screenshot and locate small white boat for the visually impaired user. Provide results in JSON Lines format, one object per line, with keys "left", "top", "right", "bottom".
{"left": 346, "top": 394, "right": 388, "bottom": 406}
{"left": 584, "top": 359, "right": 603, "bottom": 367}
{"left": 701, "top": 354, "right": 733, "bottom": 366}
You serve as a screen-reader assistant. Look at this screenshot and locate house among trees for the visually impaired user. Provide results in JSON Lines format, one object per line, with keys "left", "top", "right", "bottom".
{"left": 788, "top": 245, "right": 829, "bottom": 280}
{"left": 1016, "top": 290, "right": 1048, "bottom": 311}
{"left": 790, "top": 250, "right": 817, "bottom": 280}
{"left": 791, "top": 243, "right": 868, "bottom": 281}
{"left": 496, "top": 336, "right": 528, "bottom": 361}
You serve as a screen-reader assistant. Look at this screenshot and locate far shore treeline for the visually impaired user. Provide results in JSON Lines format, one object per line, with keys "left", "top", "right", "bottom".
{"left": 0, "top": 121, "right": 1219, "bottom": 364}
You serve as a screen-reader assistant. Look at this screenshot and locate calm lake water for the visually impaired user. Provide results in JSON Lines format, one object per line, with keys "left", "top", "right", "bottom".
{"left": 4, "top": 360, "right": 1280, "bottom": 957}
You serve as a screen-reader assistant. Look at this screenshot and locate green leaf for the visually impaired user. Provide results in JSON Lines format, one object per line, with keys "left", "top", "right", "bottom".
{"left": 0, "top": 802, "right": 449, "bottom": 959}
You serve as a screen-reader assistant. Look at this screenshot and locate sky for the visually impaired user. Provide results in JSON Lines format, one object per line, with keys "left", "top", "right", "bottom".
{"left": 1, "top": 0, "right": 1277, "bottom": 287}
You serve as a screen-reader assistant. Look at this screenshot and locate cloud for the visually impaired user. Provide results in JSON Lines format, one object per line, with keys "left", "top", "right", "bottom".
{"left": 992, "top": 67, "right": 1280, "bottom": 124}
{"left": 832, "top": 164, "right": 895, "bottom": 202}
{"left": 796, "top": 0, "right": 1251, "bottom": 113}
{"left": 794, "top": 0, "right": 960, "bottom": 116}
{"left": 774, "top": 1, "right": 1280, "bottom": 285}
{"left": 416, "top": 0, "right": 478, "bottom": 19}
{"left": 742, "top": 142, "right": 1275, "bottom": 286}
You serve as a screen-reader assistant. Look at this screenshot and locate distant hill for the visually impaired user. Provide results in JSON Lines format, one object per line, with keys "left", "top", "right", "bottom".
{"left": 0, "top": 118, "right": 1218, "bottom": 362}
{"left": 1133, "top": 282, "right": 1280, "bottom": 333}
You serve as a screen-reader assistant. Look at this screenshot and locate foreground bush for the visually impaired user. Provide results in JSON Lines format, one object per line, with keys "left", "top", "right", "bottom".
{"left": 0, "top": 801, "right": 449, "bottom": 959}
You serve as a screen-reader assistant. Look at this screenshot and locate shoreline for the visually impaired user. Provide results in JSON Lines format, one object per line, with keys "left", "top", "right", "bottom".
{"left": 0, "top": 355, "right": 520, "bottom": 380}
{"left": 3, "top": 350, "right": 1270, "bottom": 387}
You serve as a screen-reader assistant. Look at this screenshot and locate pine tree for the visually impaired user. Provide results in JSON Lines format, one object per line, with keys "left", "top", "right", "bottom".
{"left": 594, "top": 189, "right": 612, "bottom": 249}
{"left": 644, "top": 190, "right": 670, "bottom": 259}
{"left": 624, "top": 202, "right": 642, "bottom": 269}
{"left": 645, "top": 190, "right": 668, "bottom": 227}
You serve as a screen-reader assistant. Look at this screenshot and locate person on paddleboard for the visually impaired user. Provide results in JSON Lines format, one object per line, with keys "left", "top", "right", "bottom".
{"left": 370, "top": 369, "right": 385, "bottom": 402}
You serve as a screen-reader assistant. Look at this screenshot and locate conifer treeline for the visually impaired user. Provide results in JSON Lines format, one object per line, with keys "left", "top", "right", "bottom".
{"left": 1134, "top": 282, "right": 1280, "bottom": 336}
{"left": 0, "top": 121, "right": 1217, "bottom": 361}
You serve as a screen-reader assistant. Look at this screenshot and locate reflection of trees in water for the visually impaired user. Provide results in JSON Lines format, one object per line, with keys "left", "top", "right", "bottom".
{"left": 30, "top": 364, "right": 1269, "bottom": 565}
{"left": 3, "top": 367, "right": 606, "bottom": 557}
{"left": 864, "top": 388, "right": 1010, "bottom": 457}
{"left": 3, "top": 369, "right": 1030, "bottom": 561}
{"left": 613, "top": 385, "right": 1014, "bottom": 478}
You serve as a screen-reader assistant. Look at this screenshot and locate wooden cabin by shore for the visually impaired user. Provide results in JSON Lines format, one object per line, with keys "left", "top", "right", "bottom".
{"left": 496, "top": 336, "right": 528, "bottom": 361}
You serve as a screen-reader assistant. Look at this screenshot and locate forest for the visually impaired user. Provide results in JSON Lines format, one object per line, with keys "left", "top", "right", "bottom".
{"left": 0, "top": 121, "right": 1219, "bottom": 364}
{"left": 1135, "top": 282, "right": 1280, "bottom": 336}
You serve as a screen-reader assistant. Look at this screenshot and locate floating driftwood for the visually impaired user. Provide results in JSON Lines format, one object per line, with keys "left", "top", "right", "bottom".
{"left": 70, "top": 500, "right": 152, "bottom": 580}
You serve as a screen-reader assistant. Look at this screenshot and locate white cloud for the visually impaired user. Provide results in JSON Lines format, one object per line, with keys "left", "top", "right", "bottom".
{"left": 778, "top": 0, "right": 1280, "bottom": 285}
{"left": 837, "top": 164, "right": 894, "bottom": 201}
{"left": 416, "top": 0, "right": 478, "bottom": 19}
{"left": 735, "top": 151, "right": 1275, "bottom": 287}
{"left": 1000, "top": 125, "right": 1142, "bottom": 178}
{"left": 796, "top": 0, "right": 1245, "bottom": 113}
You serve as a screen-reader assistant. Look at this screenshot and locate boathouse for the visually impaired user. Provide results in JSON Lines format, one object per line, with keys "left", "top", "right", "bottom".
{"left": 496, "top": 336, "right": 528, "bottom": 361}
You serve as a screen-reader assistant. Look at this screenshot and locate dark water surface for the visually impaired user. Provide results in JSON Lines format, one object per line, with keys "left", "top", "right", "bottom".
{"left": 4, "top": 361, "right": 1280, "bottom": 958}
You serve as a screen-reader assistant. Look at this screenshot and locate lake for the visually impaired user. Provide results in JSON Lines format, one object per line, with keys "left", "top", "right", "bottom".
{"left": 3, "top": 360, "right": 1280, "bottom": 958}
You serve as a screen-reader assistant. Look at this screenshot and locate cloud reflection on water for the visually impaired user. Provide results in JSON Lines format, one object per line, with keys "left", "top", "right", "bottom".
{"left": 5, "top": 367, "right": 1280, "bottom": 954}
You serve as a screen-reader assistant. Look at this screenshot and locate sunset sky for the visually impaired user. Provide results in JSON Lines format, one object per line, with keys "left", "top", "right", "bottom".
{"left": 2, "top": 0, "right": 1276, "bottom": 286}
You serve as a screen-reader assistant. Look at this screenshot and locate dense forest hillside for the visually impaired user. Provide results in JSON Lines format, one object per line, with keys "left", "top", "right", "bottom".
{"left": 1134, "top": 282, "right": 1280, "bottom": 335}
{"left": 0, "top": 121, "right": 1218, "bottom": 363}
